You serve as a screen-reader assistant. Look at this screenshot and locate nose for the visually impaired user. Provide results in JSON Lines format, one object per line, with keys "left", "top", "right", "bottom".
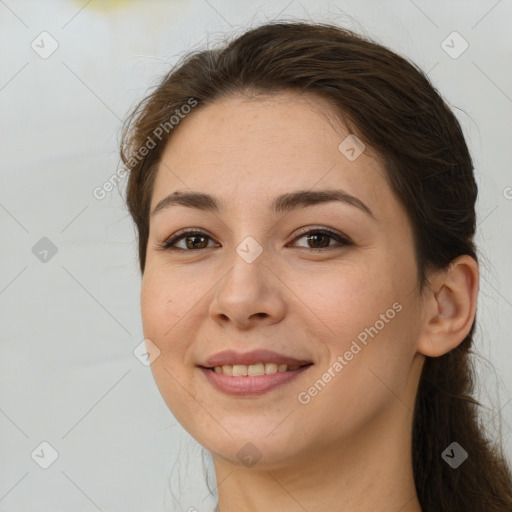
{"left": 208, "top": 249, "right": 287, "bottom": 331}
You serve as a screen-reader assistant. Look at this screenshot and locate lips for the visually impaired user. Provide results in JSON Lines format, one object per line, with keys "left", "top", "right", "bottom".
{"left": 200, "top": 365, "right": 312, "bottom": 396}
{"left": 201, "top": 349, "right": 313, "bottom": 368}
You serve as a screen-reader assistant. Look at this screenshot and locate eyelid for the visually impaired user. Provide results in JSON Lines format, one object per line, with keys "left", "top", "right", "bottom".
{"left": 292, "top": 225, "right": 352, "bottom": 243}
{"left": 158, "top": 228, "right": 217, "bottom": 251}
{"left": 158, "top": 225, "right": 353, "bottom": 251}
{"left": 290, "top": 226, "right": 353, "bottom": 250}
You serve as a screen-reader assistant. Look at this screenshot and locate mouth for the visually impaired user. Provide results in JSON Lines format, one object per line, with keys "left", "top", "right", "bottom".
{"left": 203, "top": 362, "right": 312, "bottom": 376}
{"left": 198, "top": 362, "right": 314, "bottom": 396}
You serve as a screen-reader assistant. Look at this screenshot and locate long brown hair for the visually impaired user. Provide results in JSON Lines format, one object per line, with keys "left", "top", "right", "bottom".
{"left": 120, "top": 21, "right": 512, "bottom": 511}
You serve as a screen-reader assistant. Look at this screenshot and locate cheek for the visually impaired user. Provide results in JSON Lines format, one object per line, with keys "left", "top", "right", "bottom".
{"left": 141, "top": 264, "right": 200, "bottom": 330}
{"left": 296, "top": 255, "right": 419, "bottom": 393}
{"left": 140, "top": 270, "right": 202, "bottom": 424}
{"left": 140, "top": 273, "right": 169, "bottom": 339}
{"left": 298, "top": 297, "right": 419, "bottom": 444}
{"left": 292, "top": 257, "right": 404, "bottom": 342}
{"left": 140, "top": 269, "right": 195, "bottom": 362}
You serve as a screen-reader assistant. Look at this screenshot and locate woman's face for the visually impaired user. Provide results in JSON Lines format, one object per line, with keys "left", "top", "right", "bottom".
{"left": 141, "top": 91, "right": 425, "bottom": 468}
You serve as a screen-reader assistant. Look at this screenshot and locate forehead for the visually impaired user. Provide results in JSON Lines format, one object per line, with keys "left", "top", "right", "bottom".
{"left": 151, "top": 92, "right": 394, "bottom": 218}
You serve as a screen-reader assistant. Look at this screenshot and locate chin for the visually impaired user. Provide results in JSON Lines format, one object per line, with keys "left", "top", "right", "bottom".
{"left": 196, "top": 426, "right": 307, "bottom": 470}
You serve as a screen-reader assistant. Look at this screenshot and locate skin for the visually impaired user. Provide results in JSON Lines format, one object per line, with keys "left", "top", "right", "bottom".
{"left": 140, "top": 91, "right": 479, "bottom": 512}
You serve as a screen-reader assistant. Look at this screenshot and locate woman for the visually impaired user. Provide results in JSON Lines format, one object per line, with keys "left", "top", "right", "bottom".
{"left": 120, "top": 21, "right": 512, "bottom": 511}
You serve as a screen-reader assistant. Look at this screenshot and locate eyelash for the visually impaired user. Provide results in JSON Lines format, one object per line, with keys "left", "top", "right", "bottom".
{"left": 158, "top": 226, "right": 353, "bottom": 253}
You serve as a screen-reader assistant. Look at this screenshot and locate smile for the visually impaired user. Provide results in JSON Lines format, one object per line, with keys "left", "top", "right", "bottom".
{"left": 199, "top": 363, "right": 313, "bottom": 396}
{"left": 211, "top": 362, "right": 303, "bottom": 376}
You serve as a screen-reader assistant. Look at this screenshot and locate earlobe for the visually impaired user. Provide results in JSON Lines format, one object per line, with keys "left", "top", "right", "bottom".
{"left": 417, "top": 255, "right": 479, "bottom": 358}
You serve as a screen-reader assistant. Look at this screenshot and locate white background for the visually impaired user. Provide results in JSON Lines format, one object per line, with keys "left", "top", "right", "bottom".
{"left": 0, "top": 1, "right": 511, "bottom": 511}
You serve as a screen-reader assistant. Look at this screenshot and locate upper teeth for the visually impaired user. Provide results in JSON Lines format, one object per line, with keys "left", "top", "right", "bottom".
{"left": 213, "top": 363, "right": 301, "bottom": 376}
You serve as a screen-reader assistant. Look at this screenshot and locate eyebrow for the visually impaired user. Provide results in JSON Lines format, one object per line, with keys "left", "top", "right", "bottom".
{"left": 151, "top": 189, "right": 374, "bottom": 218}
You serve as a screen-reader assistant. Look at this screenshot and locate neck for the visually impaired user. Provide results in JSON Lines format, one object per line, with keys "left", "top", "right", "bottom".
{"left": 213, "top": 399, "right": 422, "bottom": 512}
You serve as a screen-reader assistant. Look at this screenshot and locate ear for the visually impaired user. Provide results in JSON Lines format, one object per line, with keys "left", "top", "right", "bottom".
{"left": 417, "top": 255, "right": 479, "bottom": 357}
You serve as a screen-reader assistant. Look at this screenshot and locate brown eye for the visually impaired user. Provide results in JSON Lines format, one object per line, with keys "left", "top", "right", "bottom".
{"left": 291, "top": 228, "right": 352, "bottom": 251}
{"left": 183, "top": 234, "right": 209, "bottom": 250}
{"left": 160, "top": 230, "right": 218, "bottom": 251}
{"left": 159, "top": 227, "right": 352, "bottom": 252}
{"left": 304, "top": 233, "right": 331, "bottom": 249}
